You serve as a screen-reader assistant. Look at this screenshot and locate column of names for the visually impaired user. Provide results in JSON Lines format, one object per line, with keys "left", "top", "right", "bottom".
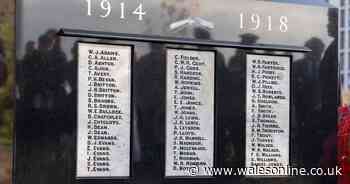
{"left": 166, "top": 49, "right": 215, "bottom": 177}
{"left": 246, "top": 54, "right": 290, "bottom": 176}
{"left": 77, "top": 43, "right": 131, "bottom": 178}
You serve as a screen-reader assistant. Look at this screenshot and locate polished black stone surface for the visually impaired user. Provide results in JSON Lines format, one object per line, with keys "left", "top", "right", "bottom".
{"left": 14, "top": 0, "right": 339, "bottom": 184}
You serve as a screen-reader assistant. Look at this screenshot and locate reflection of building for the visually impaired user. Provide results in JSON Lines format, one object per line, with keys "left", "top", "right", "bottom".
{"left": 261, "top": 0, "right": 330, "bottom": 6}
{"left": 337, "top": 0, "right": 350, "bottom": 90}
{"left": 324, "top": 0, "right": 349, "bottom": 90}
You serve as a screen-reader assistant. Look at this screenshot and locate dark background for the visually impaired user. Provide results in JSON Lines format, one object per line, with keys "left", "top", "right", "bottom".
{"left": 14, "top": 0, "right": 339, "bottom": 184}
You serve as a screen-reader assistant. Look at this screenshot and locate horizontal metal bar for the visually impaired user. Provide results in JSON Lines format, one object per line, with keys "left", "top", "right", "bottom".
{"left": 58, "top": 28, "right": 311, "bottom": 52}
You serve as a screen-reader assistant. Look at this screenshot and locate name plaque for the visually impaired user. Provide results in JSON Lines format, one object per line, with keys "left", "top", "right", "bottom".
{"left": 165, "top": 48, "right": 215, "bottom": 177}
{"left": 77, "top": 43, "right": 132, "bottom": 178}
{"left": 245, "top": 54, "right": 291, "bottom": 176}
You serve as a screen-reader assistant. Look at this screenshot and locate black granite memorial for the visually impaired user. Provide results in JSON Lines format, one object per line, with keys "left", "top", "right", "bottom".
{"left": 14, "top": 0, "right": 338, "bottom": 184}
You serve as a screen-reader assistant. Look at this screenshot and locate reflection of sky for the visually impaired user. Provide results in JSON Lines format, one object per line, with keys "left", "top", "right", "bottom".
{"left": 18, "top": 0, "right": 333, "bottom": 60}
{"left": 329, "top": 0, "right": 339, "bottom": 6}
{"left": 269, "top": 0, "right": 330, "bottom": 6}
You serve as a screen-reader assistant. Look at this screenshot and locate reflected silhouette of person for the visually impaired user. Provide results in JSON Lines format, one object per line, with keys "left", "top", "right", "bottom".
{"left": 319, "top": 8, "right": 338, "bottom": 184}
{"left": 18, "top": 41, "right": 35, "bottom": 98}
{"left": 20, "top": 41, "right": 35, "bottom": 77}
{"left": 45, "top": 31, "right": 67, "bottom": 140}
{"left": 25, "top": 41, "right": 36, "bottom": 57}
{"left": 134, "top": 43, "right": 165, "bottom": 182}
{"left": 226, "top": 33, "right": 259, "bottom": 168}
{"left": 320, "top": 9, "right": 338, "bottom": 122}
{"left": 193, "top": 28, "right": 228, "bottom": 86}
{"left": 21, "top": 30, "right": 67, "bottom": 142}
{"left": 22, "top": 34, "right": 51, "bottom": 110}
{"left": 295, "top": 37, "right": 325, "bottom": 167}
{"left": 228, "top": 33, "right": 258, "bottom": 83}
{"left": 45, "top": 30, "right": 66, "bottom": 111}
{"left": 61, "top": 40, "right": 79, "bottom": 134}
{"left": 17, "top": 40, "right": 40, "bottom": 141}
{"left": 294, "top": 38, "right": 325, "bottom": 110}
{"left": 20, "top": 34, "right": 52, "bottom": 142}
{"left": 193, "top": 27, "right": 232, "bottom": 169}
{"left": 18, "top": 30, "right": 71, "bottom": 182}
{"left": 65, "top": 41, "right": 79, "bottom": 93}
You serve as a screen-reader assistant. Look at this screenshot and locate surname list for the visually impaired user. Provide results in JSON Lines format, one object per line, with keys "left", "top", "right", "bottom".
{"left": 246, "top": 54, "right": 290, "bottom": 176}
{"left": 166, "top": 49, "right": 215, "bottom": 177}
{"left": 77, "top": 43, "right": 131, "bottom": 178}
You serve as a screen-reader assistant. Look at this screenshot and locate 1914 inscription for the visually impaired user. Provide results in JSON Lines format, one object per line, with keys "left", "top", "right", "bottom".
{"left": 77, "top": 43, "right": 131, "bottom": 178}
{"left": 165, "top": 49, "right": 215, "bottom": 177}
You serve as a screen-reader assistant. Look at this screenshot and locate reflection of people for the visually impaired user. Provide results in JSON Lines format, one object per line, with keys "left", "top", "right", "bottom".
{"left": 134, "top": 43, "right": 165, "bottom": 182}
{"left": 295, "top": 37, "right": 325, "bottom": 167}
{"left": 136, "top": 43, "right": 165, "bottom": 156}
{"left": 20, "top": 30, "right": 67, "bottom": 142}
{"left": 319, "top": 8, "right": 338, "bottom": 184}
{"left": 61, "top": 40, "right": 79, "bottom": 134}
{"left": 296, "top": 38, "right": 325, "bottom": 107}
{"left": 226, "top": 33, "right": 259, "bottom": 168}
{"left": 16, "top": 30, "right": 72, "bottom": 183}
{"left": 25, "top": 41, "right": 36, "bottom": 58}
{"left": 22, "top": 34, "right": 51, "bottom": 110}
{"left": 65, "top": 41, "right": 79, "bottom": 94}
{"left": 228, "top": 33, "right": 258, "bottom": 75}
{"left": 193, "top": 28, "right": 232, "bottom": 169}
{"left": 320, "top": 9, "right": 338, "bottom": 119}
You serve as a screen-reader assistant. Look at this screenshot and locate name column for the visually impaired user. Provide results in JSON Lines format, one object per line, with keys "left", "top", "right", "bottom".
{"left": 77, "top": 43, "right": 132, "bottom": 178}
{"left": 166, "top": 49, "right": 215, "bottom": 177}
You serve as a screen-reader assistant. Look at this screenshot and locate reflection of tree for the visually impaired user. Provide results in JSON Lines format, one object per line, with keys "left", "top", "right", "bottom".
{"left": 0, "top": 14, "right": 14, "bottom": 147}
{"left": 0, "top": 10, "right": 14, "bottom": 184}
